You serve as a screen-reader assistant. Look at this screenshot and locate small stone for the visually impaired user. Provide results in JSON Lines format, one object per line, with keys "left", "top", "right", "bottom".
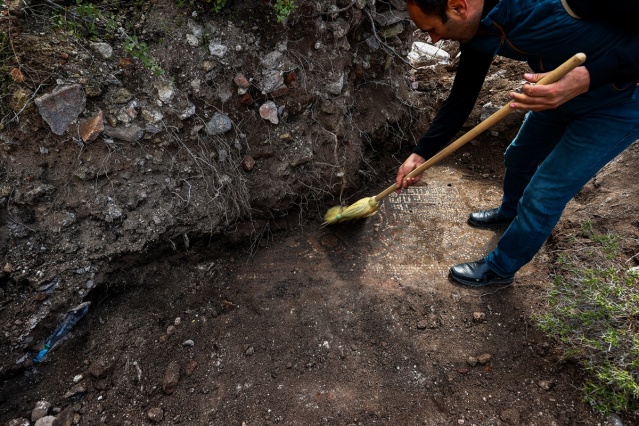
{"left": 89, "top": 358, "right": 115, "bottom": 379}
{"left": 205, "top": 112, "right": 233, "bottom": 135}
{"left": 186, "top": 34, "right": 199, "bottom": 47}
{"left": 6, "top": 418, "right": 30, "bottom": 426}
{"left": 209, "top": 42, "right": 228, "bottom": 58}
{"left": 147, "top": 407, "right": 164, "bottom": 423}
{"left": 31, "top": 401, "right": 51, "bottom": 422}
{"left": 261, "top": 51, "right": 283, "bottom": 70}
{"left": 472, "top": 312, "right": 485, "bottom": 322}
{"left": 260, "top": 70, "right": 284, "bottom": 94}
{"left": 155, "top": 82, "right": 174, "bottom": 103}
{"left": 187, "top": 20, "right": 203, "bottom": 39}
{"left": 79, "top": 110, "right": 104, "bottom": 142}
{"left": 10, "top": 67, "right": 25, "bottom": 83}
{"left": 380, "top": 22, "right": 405, "bottom": 38}
{"left": 416, "top": 320, "right": 428, "bottom": 330}
{"left": 34, "top": 416, "right": 55, "bottom": 426}
{"left": 11, "top": 87, "right": 33, "bottom": 112}
{"left": 111, "top": 88, "right": 133, "bottom": 104}
{"left": 141, "top": 109, "right": 164, "bottom": 124}
{"left": 259, "top": 101, "right": 279, "bottom": 124}
{"left": 166, "top": 325, "right": 176, "bottom": 335}
{"left": 606, "top": 414, "right": 624, "bottom": 426}
{"left": 202, "top": 61, "right": 215, "bottom": 72}
{"left": 241, "top": 155, "right": 255, "bottom": 171}
{"left": 73, "top": 374, "right": 83, "bottom": 383}
{"left": 285, "top": 70, "right": 297, "bottom": 85}
{"left": 52, "top": 406, "right": 75, "bottom": 426}
{"left": 239, "top": 93, "right": 254, "bottom": 106}
{"left": 182, "top": 339, "right": 195, "bottom": 347}
{"left": 103, "top": 125, "right": 144, "bottom": 142}
{"left": 476, "top": 353, "right": 492, "bottom": 365}
{"left": 104, "top": 203, "right": 123, "bottom": 222}
{"left": 4, "top": 263, "right": 14, "bottom": 273}
{"left": 466, "top": 356, "right": 478, "bottom": 367}
{"left": 89, "top": 42, "right": 113, "bottom": 59}
{"left": 245, "top": 346, "right": 255, "bottom": 356}
{"left": 218, "top": 86, "right": 232, "bottom": 103}
{"left": 234, "top": 73, "right": 250, "bottom": 89}
{"left": 179, "top": 103, "right": 196, "bottom": 120}
{"left": 538, "top": 379, "right": 553, "bottom": 391}
{"left": 162, "top": 361, "right": 181, "bottom": 395}
{"left": 63, "top": 383, "right": 86, "bottom": 399}
{"left": 325, "top": 73, "right": 344, "bottom": 95}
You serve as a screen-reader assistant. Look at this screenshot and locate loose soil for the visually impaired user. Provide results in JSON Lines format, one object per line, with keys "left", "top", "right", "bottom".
{"left": 1, "top": 1, "right": 639, "bottom": 425}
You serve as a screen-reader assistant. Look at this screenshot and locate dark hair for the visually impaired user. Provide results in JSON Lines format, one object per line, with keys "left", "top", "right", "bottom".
{"left": 406, "top": 0, "right": 449, "bottom": 23}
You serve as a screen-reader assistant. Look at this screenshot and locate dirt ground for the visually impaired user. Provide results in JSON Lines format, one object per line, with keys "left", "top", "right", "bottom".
{"left": 1, "top": 0, "right": 639, "bottom": 425}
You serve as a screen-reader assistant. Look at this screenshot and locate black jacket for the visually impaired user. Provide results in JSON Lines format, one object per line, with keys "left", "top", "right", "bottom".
{"left": 412, "top": 0, "right": 639, "bottom": 160}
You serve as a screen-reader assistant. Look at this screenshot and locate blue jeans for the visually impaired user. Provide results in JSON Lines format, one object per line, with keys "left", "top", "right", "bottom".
{"left": 485, "top": 85, "right": 639, "bottom": 277}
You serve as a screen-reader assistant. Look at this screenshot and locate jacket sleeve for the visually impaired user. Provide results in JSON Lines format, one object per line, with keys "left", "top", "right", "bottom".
{"left": 566, "top": 0, "right": 639, "bottom": 89}
{"left": 412, "top": 45, "right": 493, "bottom": 160}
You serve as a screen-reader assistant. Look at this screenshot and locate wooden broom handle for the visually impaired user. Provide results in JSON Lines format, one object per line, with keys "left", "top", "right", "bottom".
{"left": 375, "top": 52, "right": 587, "bottom": 201}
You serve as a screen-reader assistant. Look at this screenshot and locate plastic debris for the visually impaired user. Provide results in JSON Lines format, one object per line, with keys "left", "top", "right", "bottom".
{"left": 33, "top": 302, "right": 91, "bottom": 363}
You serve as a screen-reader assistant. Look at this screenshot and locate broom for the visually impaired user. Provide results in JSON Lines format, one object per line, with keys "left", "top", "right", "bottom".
{"left": 322, "top": 53, "right": 587, "bottom": 226}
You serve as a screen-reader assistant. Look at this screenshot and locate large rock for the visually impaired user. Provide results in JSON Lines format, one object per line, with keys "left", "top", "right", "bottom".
{"left": 35, "top": 84, "right": 86, "bottom": 135}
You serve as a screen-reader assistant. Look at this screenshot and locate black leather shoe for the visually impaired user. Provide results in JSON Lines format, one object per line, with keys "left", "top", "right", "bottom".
{"left": 449, "top": 259, "right": 514, "bottom": 287}
{"left": 468, "top": 208, "right": 514, "bottom": 228}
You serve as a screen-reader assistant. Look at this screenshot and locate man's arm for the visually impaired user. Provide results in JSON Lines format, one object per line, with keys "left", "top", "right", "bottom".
{"left": 412, "top": 45, "right": 493, "bottom": 160}
{"left": 396, "top": 45, "right": 493, "bottom": 190}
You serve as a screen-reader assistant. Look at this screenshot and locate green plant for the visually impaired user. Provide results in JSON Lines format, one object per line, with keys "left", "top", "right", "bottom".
{"left": 274, "top": 0, "right": 295, "bottom": 23}
{"left": 203, "top": 0, "right": 228, "bottom": 13}
{"left": 123, "top": 35, "right": 164, "bottom": 76}
{"left": 50, "top": 0, "right": 102, "bottom": 37}
{"left": 537, "top": 223, "right": 639, "bottom": 414}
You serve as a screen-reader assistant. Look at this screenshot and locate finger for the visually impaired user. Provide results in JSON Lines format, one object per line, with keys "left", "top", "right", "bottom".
{"left": 524, "top": 72, "right": 546, "bottom": 83}
{"left": 509, "top": 90, "right": 555, "bottom": 110}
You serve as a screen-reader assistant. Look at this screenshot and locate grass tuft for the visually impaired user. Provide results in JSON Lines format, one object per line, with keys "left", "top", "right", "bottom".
{"left": 537, "top": 222, "right": 639, "bottom": 414}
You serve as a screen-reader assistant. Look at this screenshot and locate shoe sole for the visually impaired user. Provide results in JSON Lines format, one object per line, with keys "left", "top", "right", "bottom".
{"left": 467, "top": 218, "right": 514, "bottom": 228}
{"left": 448, "top": 271, "right": 514, "bottom": 287}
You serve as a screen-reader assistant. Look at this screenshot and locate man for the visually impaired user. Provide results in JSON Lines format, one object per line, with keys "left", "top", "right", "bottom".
{"left": 395, "top": 0, "right": 639, "bottom": 287}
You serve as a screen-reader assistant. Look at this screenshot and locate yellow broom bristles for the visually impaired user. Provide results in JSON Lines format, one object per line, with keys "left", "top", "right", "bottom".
{"left": 322, "top": 197, "right": 379, "bottom": 226}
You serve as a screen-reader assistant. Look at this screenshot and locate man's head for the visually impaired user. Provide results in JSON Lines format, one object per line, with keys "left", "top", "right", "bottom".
{"left": 406, "top": 0, "right": 483, "bottom": 43}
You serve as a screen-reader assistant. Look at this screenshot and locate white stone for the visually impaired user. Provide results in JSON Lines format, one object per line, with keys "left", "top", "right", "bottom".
{"left": 326, "top": 73, "right": 344, "bottom": 95}
{"left": 259, "top": 101, "right": 279, "bottom": 124}
{"left": 34, "top": 417, "right": 55, "bottom": 426}
{"left": 409, "top": 41, "right": 450, "bottom": 65}
{"left": 186, "top": 34, "right": 199, "bottom": 47}
{"left": 209, "top": 42, "right": 228, "bottom": 58}
{"left": 31, "top": 401, "right": 51, "bottom": 422}
{"left": 89, "top": 42, "right": 113, "bottom": 59}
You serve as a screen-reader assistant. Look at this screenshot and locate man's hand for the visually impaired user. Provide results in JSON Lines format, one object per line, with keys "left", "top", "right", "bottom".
{"left": 395, "top": 153, "right": 426, "bottom": 193}
{"left": 508, "top": 66, "right": 591, "bottom": 111}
